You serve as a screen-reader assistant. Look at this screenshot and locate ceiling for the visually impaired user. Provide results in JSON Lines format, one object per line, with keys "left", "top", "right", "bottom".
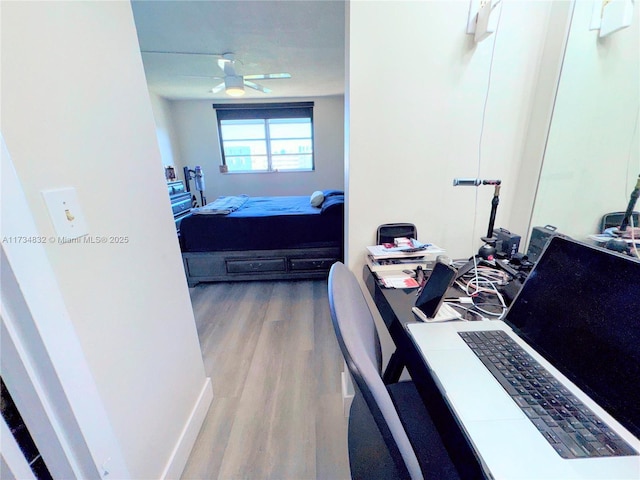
{"left": 131, "top": 0, "right": 346, "bottom": 101}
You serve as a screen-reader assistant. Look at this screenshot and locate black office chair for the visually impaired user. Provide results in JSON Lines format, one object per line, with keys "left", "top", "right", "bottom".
{"left": 328, "top": 262, "right": 460, "bottom": 480}
{"left": 376, "top": 223, "right": 417, "bottom": 245}
{"left": 600, "top": 211, "right": 639, "bottom": 232}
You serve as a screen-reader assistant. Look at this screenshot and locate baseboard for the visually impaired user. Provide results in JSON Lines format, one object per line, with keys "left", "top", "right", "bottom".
{"left": 161, "top": 377, "right": 213, "bottom": 479}
{"left": 341, "top": 371, "right": 354, "bottom": 418}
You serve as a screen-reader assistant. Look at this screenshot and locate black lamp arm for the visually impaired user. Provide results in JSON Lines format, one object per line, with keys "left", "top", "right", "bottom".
{"left": 619, "top": 175, "right": 640, "bottom": 231}
{"left": 486, "top": 184, "right": 501, "bottom": 239}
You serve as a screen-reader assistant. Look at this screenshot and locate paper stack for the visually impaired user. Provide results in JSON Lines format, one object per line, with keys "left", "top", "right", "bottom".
{"left": 366, "top": 242, "right": 445, "bottom": 273}
{"left": 366, "top": 239, "right": 445, "bottom": 288}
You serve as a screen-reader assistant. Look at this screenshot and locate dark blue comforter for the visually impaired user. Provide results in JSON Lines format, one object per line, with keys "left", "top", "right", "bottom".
{"left": 180, "top": 195, "right": 343, "bottom": 252}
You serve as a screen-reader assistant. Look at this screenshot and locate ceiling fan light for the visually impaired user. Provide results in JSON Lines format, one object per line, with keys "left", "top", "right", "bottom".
{"left": 226, "top": 87, "right": 245, "bottom": 97}
{"left": 225, "top": 75, "right": 245, "bottom": 97}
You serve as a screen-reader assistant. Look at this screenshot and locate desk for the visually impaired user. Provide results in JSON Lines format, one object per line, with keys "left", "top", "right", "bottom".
{"left": 363, "top": 266, "right": 420, "bottom": 383}
{"left": 363, "top": 266, "right": 472, "bottom": 383}
{"left": 363, "top": 265, "right": 640, "bottom": 480}
{"left": 363, "top": 266, "right": 487, "bottom": 479}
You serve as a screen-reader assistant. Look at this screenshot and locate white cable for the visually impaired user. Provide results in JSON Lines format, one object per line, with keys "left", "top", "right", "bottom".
{"left": 473, "top": 287, "right": 507, "bottom": 319}
{"left": 459, "top": 269, "right": 508, "bottom": 319}
{"left": 470, "top": 6, "right": 504, "bottom": 288}
{"left": 456, "top": 6, "right": 502, "bottom": 322}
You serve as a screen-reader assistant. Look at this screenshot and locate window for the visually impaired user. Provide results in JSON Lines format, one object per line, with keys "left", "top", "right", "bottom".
{"left": 213, "top": 102, "right": 314, "bottom": 173}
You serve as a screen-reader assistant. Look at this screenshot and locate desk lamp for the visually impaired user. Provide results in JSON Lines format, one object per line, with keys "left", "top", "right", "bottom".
{"left": 453, "top": 178, "right": 502, "bottom": 260}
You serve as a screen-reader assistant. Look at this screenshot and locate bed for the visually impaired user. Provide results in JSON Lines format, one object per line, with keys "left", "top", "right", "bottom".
{"left": 180, "top": 192, "right": 344, "bottom": 285}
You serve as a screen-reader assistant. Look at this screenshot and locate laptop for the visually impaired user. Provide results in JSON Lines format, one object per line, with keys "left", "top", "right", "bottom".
{"left": 407, "top": 236, "right": 640, "bottom": 479}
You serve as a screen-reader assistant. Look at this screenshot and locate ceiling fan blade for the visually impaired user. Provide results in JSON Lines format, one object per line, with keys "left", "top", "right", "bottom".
{"left": 244, "top": 80, "right": 271, "bottom": 94}
{"left": 244, "top": 73, "right": 291, "bottom": 80}
{"left": 180, "top": 75, "right": 224, "bottom": 80}
{"left": 210, "top": 82, "right": 225, "bottom": 93}
{"left": 141, "top": 50, "right": 222, "bottom": 57}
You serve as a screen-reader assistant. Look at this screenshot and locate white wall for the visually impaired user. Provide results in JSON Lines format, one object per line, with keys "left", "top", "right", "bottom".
{"left": 507, "top": 1, "right": 573, "bottom": 246}
{"left": 149, "top": 92, "right": 183, "bottom": 170}
{"left": 531, "top": 2, "right": 640, "bottom": 240}
{"left": 1, "top": 2, "right": 211, "bottom": 478}
{"left": 169, "top": 95, "right": 345, "bottom": 198}
{"left": 347, "top": 1, "right": 558, "bottom": 271}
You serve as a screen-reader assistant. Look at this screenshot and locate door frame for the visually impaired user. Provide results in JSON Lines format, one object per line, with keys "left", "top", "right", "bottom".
{"left": 0, "top": 133, "right": 129, "bottom": 478}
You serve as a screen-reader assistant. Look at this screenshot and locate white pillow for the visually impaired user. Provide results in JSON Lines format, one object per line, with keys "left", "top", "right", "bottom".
{"left": 310, "top": 190, "right": 324, "bottom": 207}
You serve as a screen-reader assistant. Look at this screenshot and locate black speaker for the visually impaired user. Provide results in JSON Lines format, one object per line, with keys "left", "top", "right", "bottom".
{"left": 376, "top": 223, "right": 417, "bottom": 245}
{"left": 494, "top": 228, "right": 521, "bottom": 259}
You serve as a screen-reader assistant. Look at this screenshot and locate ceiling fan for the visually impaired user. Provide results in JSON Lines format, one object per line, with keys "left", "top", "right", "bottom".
{"left": 141, "top": 51, "right": 291, "bottom": 97}
{"left": 210, "top": 53, "right": 291, "bottom": 97}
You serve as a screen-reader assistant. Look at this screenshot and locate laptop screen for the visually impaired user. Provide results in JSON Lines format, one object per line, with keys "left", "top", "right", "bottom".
{"left": 505, "top": 236, "right": 640, "bottom": 439}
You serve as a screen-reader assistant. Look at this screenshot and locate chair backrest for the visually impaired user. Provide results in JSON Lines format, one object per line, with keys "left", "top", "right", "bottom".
{"left": 600, "top": 211, "right": 639, "bottom": 232}
{"left": 328, "top": 262, "right": 423, "bottom": 480}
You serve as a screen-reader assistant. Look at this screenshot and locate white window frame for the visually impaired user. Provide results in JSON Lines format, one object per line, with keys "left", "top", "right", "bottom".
{"left": 213, "top": 102, "right": 314, "bottom": 173}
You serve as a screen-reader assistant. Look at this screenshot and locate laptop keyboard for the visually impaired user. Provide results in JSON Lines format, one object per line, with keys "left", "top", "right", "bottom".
{"left": 459, "top": 330, "right": 638, "bottom": 459}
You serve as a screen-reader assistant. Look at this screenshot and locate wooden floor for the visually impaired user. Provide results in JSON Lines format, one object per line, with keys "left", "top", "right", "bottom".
{"left": 181, "top": 280, "right": 351, "bottom": 480}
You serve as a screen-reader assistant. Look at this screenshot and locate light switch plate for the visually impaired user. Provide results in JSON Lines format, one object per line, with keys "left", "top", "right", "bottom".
{"left": 42, "top": 187, "right": 89, "bottom": 239}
